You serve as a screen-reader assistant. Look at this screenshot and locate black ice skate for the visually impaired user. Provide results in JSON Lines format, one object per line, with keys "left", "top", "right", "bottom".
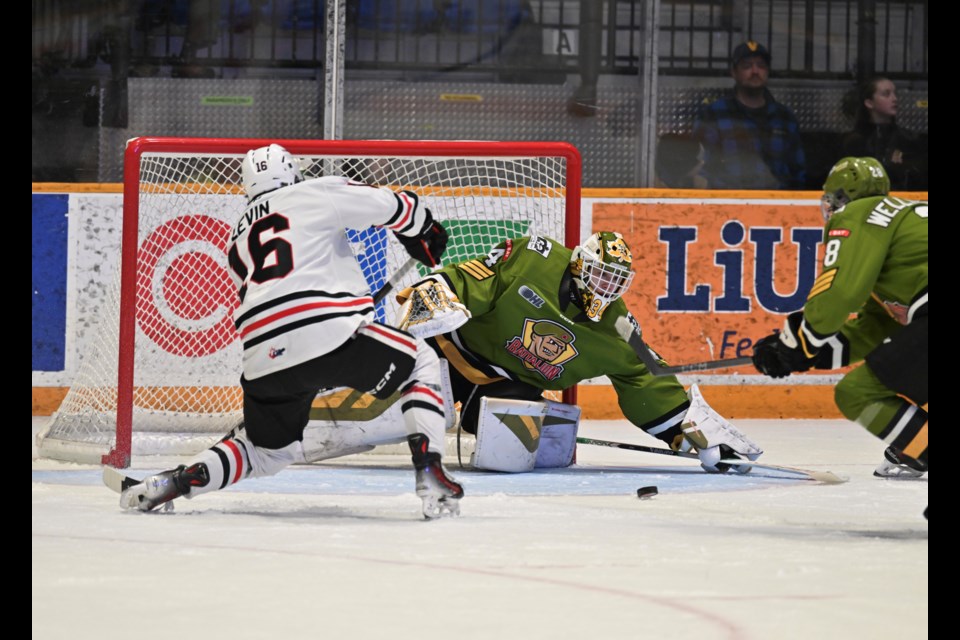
{"left": 408, "top": 434, "right": 464, "bottom": 519}
{"left": 119, "top": 463, "right": 210, "bottom": 512}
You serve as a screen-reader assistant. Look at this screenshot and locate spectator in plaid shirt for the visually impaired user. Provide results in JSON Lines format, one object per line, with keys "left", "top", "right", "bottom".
{"left": 692, "top": 41, "right": 806, "bottom": 190}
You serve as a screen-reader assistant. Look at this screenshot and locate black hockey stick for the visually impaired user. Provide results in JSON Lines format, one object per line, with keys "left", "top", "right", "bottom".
{"left": 373, "top": 257, "right": 419, "bottom": 305}
{"left": 575, "top": 437, "right": 846, "bottom": 483}
{"left": 614, "top": 315, "right": 752, "bottom": 375}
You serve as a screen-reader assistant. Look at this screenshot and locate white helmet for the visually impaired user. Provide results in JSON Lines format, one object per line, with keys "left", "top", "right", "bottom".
{"left": 241, "top": 144, "right": 303, "bottom": 200}
{"left": 570, "top": 231, "right": 636, "bottom": 322}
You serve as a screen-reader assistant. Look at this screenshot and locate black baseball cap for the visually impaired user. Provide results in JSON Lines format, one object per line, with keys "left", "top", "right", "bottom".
{"left": 731, "top": 41, "right": 771, "bottom": 66}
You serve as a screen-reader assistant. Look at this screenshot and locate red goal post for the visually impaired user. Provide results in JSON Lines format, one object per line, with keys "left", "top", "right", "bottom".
{"left": 37, "top": 137, "right": 582, "bottom": 468}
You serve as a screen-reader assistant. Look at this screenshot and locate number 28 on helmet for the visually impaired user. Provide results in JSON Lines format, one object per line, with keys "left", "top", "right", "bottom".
{"left": 820, "top": 156, "right": 890, "bottom": 221}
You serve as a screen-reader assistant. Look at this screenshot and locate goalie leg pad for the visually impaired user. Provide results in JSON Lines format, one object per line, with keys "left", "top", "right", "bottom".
{"left": 682, "top": 384, "right": 763, "bottom": 473}
{"left": 302, "top": 350, "right": 455, "bottom": 463}
{"left": 535, "top": 400, "right": 581, "bottom": 468}
{"left": 471, "top": 397, "right": 546, "bottom": 473}
{"left": 301, "top": 387, "right": 407, "bottom": 462}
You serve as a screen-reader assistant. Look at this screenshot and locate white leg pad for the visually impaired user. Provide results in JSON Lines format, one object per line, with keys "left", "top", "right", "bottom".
{"left": 471, "top": 397, "right": 546, "bottom": 473}
{"left": 301, "top": 387, "right": 407, "bottom": 462}
{"left": 301, "top": 358, "right": 456, "bottom": 463}
{"left": 535, "top": 400, "right": 581, "bottom": 468}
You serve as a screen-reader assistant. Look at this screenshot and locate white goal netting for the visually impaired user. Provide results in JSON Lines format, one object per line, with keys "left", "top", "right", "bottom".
{"left": 36, "top": 138, "right": 581, "bottom": 466}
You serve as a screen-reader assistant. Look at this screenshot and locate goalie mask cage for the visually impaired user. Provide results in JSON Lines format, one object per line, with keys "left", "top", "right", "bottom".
{"left": 37, "top": 137, "right": 582, "bottom": 468}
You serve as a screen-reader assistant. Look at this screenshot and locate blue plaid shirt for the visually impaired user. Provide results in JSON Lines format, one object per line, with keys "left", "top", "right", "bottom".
{"left": 693, "top": 89, "right": 807, "bottom": 189}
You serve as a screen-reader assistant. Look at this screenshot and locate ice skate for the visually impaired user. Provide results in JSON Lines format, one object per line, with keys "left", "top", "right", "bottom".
{"left": 119, "top": 463, "right": 210, "bottom": 512}
{"left": 408, "top": 434, "right": 464, "bottom": 519}
{"left": 873, "top": 446, "right": 927, "bottom": 479}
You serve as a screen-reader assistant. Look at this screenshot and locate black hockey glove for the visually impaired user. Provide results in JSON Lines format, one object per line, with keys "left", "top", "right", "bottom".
{"left": 396, "top": 208, "right": 448, "bottom": 268}
{"left": 752, "top": 311, "right": 820, "bottom": 379}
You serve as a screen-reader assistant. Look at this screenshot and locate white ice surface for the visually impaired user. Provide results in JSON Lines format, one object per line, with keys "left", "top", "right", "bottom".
{"left": 32, "top": 417, "right": 927, "bottom": 640}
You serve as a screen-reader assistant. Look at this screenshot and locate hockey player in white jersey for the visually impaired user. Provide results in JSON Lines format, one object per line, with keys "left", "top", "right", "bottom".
{"left": 119, "top": 143, "right": 464, "bottom": 519}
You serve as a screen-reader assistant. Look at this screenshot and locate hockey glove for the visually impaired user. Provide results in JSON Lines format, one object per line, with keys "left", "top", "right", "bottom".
{"left": 677, "top": 384, "right": 763, "bottom": 474}
{"left": 396, "top": 208, "right": 448, "bottom": 268}
{"left": 396, "top": 279, "right": 471, "bottom": 339}
{"left": 752, "top": 311, "right": 824, "bottom": 378}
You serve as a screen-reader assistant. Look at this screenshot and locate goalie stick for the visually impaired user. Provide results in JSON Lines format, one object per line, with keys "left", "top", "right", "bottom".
{"left": 614, "top": 315, "right": 752, "bottom": 375}
{"left": 575, "top": 437, "right": 847, "bottom": 484}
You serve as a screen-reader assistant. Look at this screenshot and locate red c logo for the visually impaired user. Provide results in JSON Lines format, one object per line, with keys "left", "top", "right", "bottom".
{"left": 136, "top": 215, "right": 238, "bottom": 357}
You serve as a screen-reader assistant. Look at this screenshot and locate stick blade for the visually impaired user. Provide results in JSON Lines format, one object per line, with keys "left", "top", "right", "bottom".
{"left": 102, "top": 466, "right": 140, "bottom": 494}
{"left": 720, "top": 459, "right": 848, "bottom": 484}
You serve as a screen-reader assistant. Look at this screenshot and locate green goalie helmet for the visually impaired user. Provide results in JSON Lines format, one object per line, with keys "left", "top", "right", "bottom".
{"left": 570, "top": 231, "right": 636, "bottom": 322}
{"left": 820, "top": 156, "right": 890, "bottom": 221}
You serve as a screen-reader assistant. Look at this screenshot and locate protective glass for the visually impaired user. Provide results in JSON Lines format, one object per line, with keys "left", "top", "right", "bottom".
{"left": 820, "top": 192, "right": 848, "bottom": 221}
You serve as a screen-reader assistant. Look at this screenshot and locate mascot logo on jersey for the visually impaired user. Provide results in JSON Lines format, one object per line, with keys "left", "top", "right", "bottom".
{"left": 503, "top": 319, "right": 578, "bottom": 381}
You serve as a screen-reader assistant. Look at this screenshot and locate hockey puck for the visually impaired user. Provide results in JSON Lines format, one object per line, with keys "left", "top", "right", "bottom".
{"left": 636, "top": 486, "right": 658, "bottom": 499}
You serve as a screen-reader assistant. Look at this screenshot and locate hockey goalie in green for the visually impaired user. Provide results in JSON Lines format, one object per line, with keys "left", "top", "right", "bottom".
{"left": 389, "top": 231, "right": 763, "bottom": 473}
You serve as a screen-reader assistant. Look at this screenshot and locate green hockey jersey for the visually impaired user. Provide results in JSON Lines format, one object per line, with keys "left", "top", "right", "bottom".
{"left": 433, "top": 235, "right": 688, "bottom": 428}
{"left": 807, "top": 196, "right": 927, "bottom": 360}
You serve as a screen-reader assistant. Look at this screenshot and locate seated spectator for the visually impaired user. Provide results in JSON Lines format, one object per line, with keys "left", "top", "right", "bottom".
{"left": 692, "top": 41, "right": 806, "bottom": 190}
{"left": 655, "top": 133, "right": 701, "bottom": 188}
{"left": 840, "top": 76, "right": 928, "bottom": 191}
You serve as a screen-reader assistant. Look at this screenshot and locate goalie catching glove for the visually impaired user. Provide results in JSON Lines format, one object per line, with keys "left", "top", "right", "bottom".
{"left": 396, "top": 279, "right": 471, "bottom": 339}
{"left": 674, "top": 384, "right": 763, "bottom": 473}
{"left": 394, "top": 198, "right": 448, "bottom": 268}
{"left": 752, "top": 311, "right": 836, "bottom": 378}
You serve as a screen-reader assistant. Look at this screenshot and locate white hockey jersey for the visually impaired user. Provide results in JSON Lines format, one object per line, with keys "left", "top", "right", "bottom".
{"left": 227, "top": 176, "right": 426, "bottom": 379}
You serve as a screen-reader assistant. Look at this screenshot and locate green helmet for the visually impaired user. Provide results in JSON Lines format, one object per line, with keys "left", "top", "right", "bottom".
{"left": 820, "top": 157, "right": 890, "bottom": 220}
{"left": 570, "top": 231, "right": 636, "bottom": 322}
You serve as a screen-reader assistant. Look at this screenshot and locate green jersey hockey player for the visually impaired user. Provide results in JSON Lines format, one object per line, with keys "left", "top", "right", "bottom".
{"left": 395, "top": 231, "right": 763, "bottom": 474}
{"left": 752, "top": 157, "right": 928, "bottom": 491}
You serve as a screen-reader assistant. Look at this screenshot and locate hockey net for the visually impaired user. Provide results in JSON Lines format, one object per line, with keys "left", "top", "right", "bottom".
{"left": 37, "top": 137, "right": 582, "bottom": 467}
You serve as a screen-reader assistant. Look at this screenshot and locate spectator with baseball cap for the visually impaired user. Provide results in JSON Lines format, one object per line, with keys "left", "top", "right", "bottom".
{"left": 691, "top": 40, "right": 807, "bottom": 190}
